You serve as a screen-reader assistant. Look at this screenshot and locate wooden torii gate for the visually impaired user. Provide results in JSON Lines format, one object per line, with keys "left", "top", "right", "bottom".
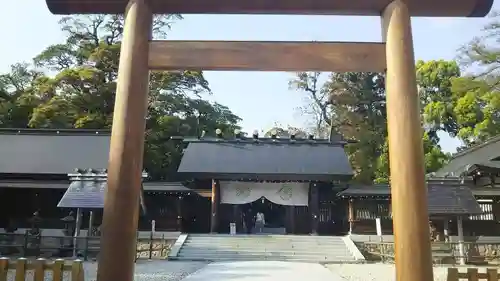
{"left": 44, "top": 0, "right": 493, "bottom": 281}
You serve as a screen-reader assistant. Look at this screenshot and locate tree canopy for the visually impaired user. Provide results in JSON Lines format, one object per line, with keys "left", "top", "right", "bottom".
{"left": 290, "top": 14, "right": 500, "bottom": 183}
{"left": 0, "top": 15, "right": 241, "bottom": 181}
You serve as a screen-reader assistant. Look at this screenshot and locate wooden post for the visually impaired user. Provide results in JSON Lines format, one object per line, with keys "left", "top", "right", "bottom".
{"left": 96, "top": 1, "right": 152, "bottom": 281}
{"left": 34, "top": 258, "right": 45, "bottom": 281}
{"left": 177, "top": 195, "right": 183, "bottom": 232}
{"left": 88, "top": 210, "right": 94, "bottom": 236}
{"left": 211, "top": 179, "right": 220, "bottom": 233}
{"left": 381, "top": 1, "right": 434, "bottom": 281}
{"left": 14, "top": 258, "right": 26, "bottom": 281}
{"left": 73, "top": 208, "right": 82, "bottom": 257}
{"left": 348, "top": 198, "right": 355, "bottom": 234}
{"left": 457, "top": 215, "right": 466, "bottom": 265}
{"left": 53, "top": 259, "right": 64, "bottom": 281}
{"left": 0, "top": 257, "right": 8, "bottom": 281}
{"left": 310, "top": 183, "right": 319, "bottom": 235}
{"left": 233, "top": 205, "right": 240, "bottom": 233}
{"left": 71, "top": 260, "right": 84, "bottom": 281}
{"left": 443, "top": 218, "right": 449, "bottom": 242}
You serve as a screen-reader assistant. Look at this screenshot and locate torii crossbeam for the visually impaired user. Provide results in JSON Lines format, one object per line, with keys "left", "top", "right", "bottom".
{"left": 42, "top": 1, "right": 493, "bottom": 281}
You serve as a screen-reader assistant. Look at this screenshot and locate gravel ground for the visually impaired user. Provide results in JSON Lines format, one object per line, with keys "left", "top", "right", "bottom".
{"left": 326, "top": 264, "right": 469, "bottom": 281}
{"left": 6, "top": 260, "right": 208, "bottom": 281}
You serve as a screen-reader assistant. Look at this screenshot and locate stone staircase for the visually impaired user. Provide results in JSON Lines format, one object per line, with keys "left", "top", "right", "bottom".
{"left": 170, "top": 234, "right": 364, "bottom": 263}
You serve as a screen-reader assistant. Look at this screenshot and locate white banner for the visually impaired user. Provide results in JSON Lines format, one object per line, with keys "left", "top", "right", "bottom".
{"left": 220, "top": 181, "right": 309, "bottom": 206}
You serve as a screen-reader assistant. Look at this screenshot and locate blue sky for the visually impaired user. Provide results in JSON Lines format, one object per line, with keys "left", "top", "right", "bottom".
{"left": 2, "top": 1, "right": 498, "bottom": 153}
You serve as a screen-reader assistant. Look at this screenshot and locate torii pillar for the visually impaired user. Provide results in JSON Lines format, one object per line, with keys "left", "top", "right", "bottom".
{"left": 382, "top": 1, "right": 433, "bottom": 281}
{"left": 42, "top": 0, "right": 492, "bottom": 281}
{"left": 96, "top": 1, "right": 152, "bottom": 281}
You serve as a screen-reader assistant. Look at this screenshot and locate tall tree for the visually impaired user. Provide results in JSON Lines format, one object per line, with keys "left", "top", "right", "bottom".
{"left": 290, "top": 68, "right": 451, "bottom": 183}
{"left": 290, "top": 72, "right": 387, "bottom": 183}
{"left": 450, "top": 13, "right": 500, "bottom": 145}
{"left": 0, "top": 15, "right": 242, "bottom": 180}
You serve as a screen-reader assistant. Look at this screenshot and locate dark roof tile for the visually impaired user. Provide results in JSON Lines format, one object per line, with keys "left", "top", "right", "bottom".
{"left": 57, "top": 180, "right": 106, "bottom": 208}
{"left": 0, "top": 131, "right": 110, "bottom": 174}
{"left": 338, "top": 183, "right": 482, "bottom": 215}
{"left": 177, "top": 141, "right": 353, "bottom": 181}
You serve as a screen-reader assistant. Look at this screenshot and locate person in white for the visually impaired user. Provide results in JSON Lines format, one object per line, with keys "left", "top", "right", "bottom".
{"left": 255, "top": 212, "right": 265, "bottom": 233}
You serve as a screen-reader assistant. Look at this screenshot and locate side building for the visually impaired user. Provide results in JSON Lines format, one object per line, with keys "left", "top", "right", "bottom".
{"left": 0, "top": 128, "right": 202, "bottom": 236}
{"left": 340, "top": 134, "right": 500, "bottom": 240}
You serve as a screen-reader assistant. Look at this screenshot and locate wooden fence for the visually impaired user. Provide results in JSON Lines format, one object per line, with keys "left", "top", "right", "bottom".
{"left": 0, "top": 233, "right": 174, "bottom": 260}
{"left": 0, "top": 257, "right": 84, "bottom": 281}
{"left": 447, "top": 268, "right": 499, "bottom": 281}
{"left": 361, "top": 241, "right": 500, "bottom": 265}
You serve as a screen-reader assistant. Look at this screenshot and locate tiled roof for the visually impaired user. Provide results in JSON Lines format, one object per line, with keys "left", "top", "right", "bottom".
{"left": 57, "top": 170, "right": 151, "bottom": 209}
{"left": 0, "top": 129, "right": 110, "bottom": 175}
{"left": 338, "top": 183, "right": 482, "bottom": 215}
{"left": 177, "top": 139, "right": 353, "bottom": 181}
{"left": 57, "top": 180, "right": 106, "bottom": 208}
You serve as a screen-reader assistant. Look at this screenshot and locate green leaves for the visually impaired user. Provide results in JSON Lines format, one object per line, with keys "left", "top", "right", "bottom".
{"left": 0, "top": 15, "right": 241, "bottom": 181}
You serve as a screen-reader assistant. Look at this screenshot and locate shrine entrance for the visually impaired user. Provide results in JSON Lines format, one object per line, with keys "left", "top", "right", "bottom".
{"left": 218, "top": 181, "right": 310, "bottom": 234}
{"left": 246, "top": 198, "right": 287, "bottom": 234}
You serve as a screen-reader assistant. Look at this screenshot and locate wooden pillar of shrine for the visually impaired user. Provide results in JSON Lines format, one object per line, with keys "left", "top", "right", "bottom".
{"left": 348, "top": 198, "right": 355, "bottom": 234}
{"left": 310, "top": 183, "right": 320, "bottom": 235}
{"left": 287, "top": 206, "right": 296, "bottom": 234}
{"left": 382, "top": 1, "right": 434, "bottom": 281}
{"left": 177, "top": 195, "right": 184, "bottom": 232}
{"left": 211, "top": 179, "right": 221, "bottom": 233}
{"left": 233, "top": 205, "right": 241, "bottom": 233}
{"left": 97, "top": 1, "right": 152, "bottom": 281}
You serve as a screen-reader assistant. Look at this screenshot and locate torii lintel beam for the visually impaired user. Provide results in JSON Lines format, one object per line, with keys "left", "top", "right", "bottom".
{"left": 45, "top": 0, "right": 492, "bottom": 17}
{"left": 148, "top": 41, "right": 387, "bottom": 72}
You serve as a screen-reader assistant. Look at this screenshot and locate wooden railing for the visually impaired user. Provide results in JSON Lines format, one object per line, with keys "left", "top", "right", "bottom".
{"left": 447, "top": 268, "right": 499, "bottom": 281}
{"left": 0, "top": 233, "right": 175, "bottom": 261}
{"left": 360, "top": 241, "right": 500, "bottom": 265}
{"left": 0, "top": 257, "right": 84, "bottom": 281}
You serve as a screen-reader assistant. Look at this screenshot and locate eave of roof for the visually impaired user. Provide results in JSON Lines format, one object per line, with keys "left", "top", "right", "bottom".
{"left": 0, "top": 128, "right": 111, "bottom": 136}
{"left": 451, "top": 134, "right": 500, "bottom": 160}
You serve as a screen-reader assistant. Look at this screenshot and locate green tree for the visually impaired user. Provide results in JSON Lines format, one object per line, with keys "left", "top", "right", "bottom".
{"left": 374, "top": 132, "right": 451, "bottom": 183}
{"left": 290, "top": 72, "right": 387, "bottom": 183}
{"left": 449, "top": 12, "right": 500, "bottom": 145}
{"left": 290, "top": 69, "right": 451, "bottom": 184}
{"left": 0, "top": 15, "right": 242, "bottom": 181}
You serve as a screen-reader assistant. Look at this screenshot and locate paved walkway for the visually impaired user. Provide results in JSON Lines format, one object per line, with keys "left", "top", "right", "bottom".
{"left": 183, "top": 261, "right": 344, "bottom": 281}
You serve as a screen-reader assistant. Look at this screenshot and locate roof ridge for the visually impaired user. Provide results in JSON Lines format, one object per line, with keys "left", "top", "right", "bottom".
{"left": 451, "top": 134, "right": 500, "bottom": 159}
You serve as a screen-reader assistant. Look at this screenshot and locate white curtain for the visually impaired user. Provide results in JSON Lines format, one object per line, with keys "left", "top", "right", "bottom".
{"left": 220, "top": 181, "right": 309, "bottom": 206}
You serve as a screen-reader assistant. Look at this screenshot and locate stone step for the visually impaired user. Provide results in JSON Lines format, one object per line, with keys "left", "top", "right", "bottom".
{"left": 185, "top": 239, "right": 345, "bottom": 244}
{"left": 185, "top": 239, "right": 345, "bottom": 246}
{"left": 179, "top": 248, "right": 353, "bottom": 256}
{"left": 175, "top": 234, "right": 360, "bottom": 263}
{"left": 178, "top": 251, "right": 353, "bottom": 258}
{"left": 173, "top": 255, "right": 356, "bottom": 262}
{"left": 176, "top": 252, "right": 355, "bottom": 258}
{"left": 187, "top": 236, "right": 346, "bottom": 241}
{"left": 181, "top": 246, "right": 349, "bottom": 252}
{"left": 185, "top": 238, "right": 345, "bottom": 243}
{"left": 189, "top": 234, "right": 343, "bottom": 238}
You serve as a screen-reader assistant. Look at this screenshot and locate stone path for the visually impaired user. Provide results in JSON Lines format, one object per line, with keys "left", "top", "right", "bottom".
{"left": 183, "top": 261, "right": 344, "bottom": 281}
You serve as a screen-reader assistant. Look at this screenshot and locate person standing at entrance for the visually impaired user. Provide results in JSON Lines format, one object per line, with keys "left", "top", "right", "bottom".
{"left": 255, "top": 211, "right": 265, "bottom": 233}
{"left": 243, "top": 208, "right": 254, "bottom": 234}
